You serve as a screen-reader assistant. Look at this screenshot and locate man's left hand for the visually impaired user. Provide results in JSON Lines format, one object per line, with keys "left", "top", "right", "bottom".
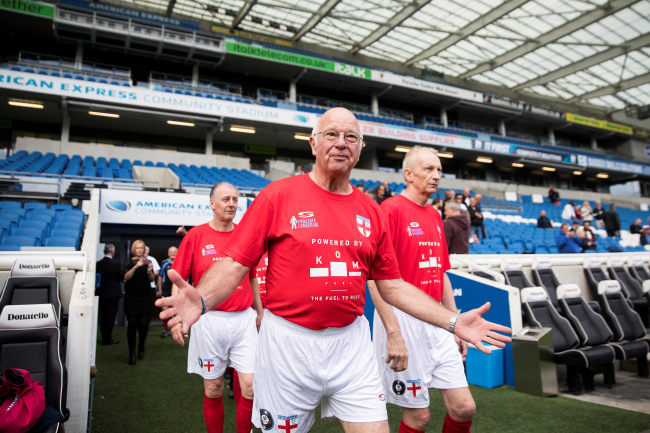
{"left": 256, "top": 312, "right": 264, "bottom": 333}
{"left": 385, "top": 332, "right": 409, "bottom": 372}
{"left": 455, "top": 335, "right": 468, "bottom": 361}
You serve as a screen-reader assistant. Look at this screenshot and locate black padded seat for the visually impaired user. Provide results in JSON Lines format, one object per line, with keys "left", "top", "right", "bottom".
{"left": 532, "top": 258, "right": 599, "bottom": 313}
{"left": 501, "top": 260, "right": 535, "bottom": 291}
{"left": 521, "top": 287, "right": 616, "bottom": 394}
{"left": 472, "top": 271, "right": 496, "bottom": 281}
{"left": 583, "top": 257, "right": 612, "bottom": 300}
{"left": 596, "top": 280, "right": 649, "bottom": 377}
{"left": 469, "top": 259, "right": 497, "bottom": 282}
{"left": 630, "top": 262, "right": 650, "bottom": 283}
{"left": 0, "top": 276, "right": 61, "bottom": 323}
{"left": 607, "top": 258, "right": 649, "bottom": 327}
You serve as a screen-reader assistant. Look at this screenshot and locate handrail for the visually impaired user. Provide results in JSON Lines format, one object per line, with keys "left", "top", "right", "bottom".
{"left": 0, "top": 170, "right": 161, "bottom": 190}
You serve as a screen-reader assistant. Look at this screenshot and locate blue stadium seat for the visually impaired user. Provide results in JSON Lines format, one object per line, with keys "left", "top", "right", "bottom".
{"left": 24, "top": 202, "right": 47, "bottom": 211}
{"left": 51, "top": 228, "right": 80, "bottom": 240}
{"left": 44, "top": 237, "right": 77, "bottom": 248}
{"left": 1, "top": 208, "right": 26, "bottom": 220}
{"left": 11, "top": 227, "right": 43, "bottom": 245}
{"left": 55, "top": 221, "right": 82, "bottom": 233}
{"left": 0, "top": 201, "right": 22, "bottom": 209}
{"left": 2, "top": 235, "right": 38, "bottom": 247}
{"left": 0, "top": 245, "right": 21, "bottom": 251}
{"left": 19, "top": 220, "right": 49, "bottom": 237}
{"left": 0, "top": 217, "right": 18, "bottom": 234}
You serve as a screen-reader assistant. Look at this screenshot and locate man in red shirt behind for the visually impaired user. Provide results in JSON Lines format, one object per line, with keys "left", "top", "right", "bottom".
{"left": 158, "top": 108, "right": 511, "bottom": 433}
{"left": 171, "top": 182, "right": 263, "bottom": 433}
{"left": 369, "top": 146, "right": 475, "bottom": 433}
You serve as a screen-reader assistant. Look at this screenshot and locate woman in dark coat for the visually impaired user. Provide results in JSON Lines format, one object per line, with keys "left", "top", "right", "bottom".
{"left": 123, "top": 239, "right": 155, "bottom": 365}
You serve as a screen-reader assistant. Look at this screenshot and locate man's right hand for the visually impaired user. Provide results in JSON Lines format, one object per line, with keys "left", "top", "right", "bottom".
{"left": 156, "top": 270, "right": 203, "bottom": 336}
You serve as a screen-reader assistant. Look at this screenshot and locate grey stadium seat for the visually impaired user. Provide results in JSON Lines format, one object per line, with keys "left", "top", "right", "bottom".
{"left": 532, "top": 257, "right": 599, "bottom": 314}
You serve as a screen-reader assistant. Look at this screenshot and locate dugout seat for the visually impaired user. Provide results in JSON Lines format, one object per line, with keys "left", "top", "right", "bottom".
{"left": 500, "top": 259, "right": 536, "bottom": 290}
{"left": 532, "top": 257, "right": 600, "bottom": 314}
{"left": 521, "top": 288, "right": 616, "bottom": 394}
{"left": 595, "top": 280, "right": 650, "bottom": 377}
{"left": 628, "top": 256, "right": 650, "bottom": 285}
{"left": 607, "top": 257, "right": 649, "bottom": 327}
{"left": 468, "top": 259, "right": 497, "bottom": 282}
{"left": 0, "top": 257, "right": 62, "bottom": 325}
{"left": 0, "top": 301, "right": 69, "bottom": 431}
{"left": 583, "top": 257, "right": 613, "bottom": 301}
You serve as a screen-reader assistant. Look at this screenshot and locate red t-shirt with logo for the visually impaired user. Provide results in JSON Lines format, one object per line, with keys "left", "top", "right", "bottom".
{"left": 173, "top": 223, "right": 254, "bottom": 312}
{"left": 254, "top": 253, "right": 268, "bottom": 307}
{"left": 222, "top": 174, "right": 401, "bottom": 330}
{"left": 381, "top": 195, "right": 451, "bottom": 302}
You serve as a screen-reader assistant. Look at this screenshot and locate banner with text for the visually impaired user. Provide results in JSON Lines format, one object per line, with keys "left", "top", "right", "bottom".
{"left": 483, "top": 95, "right": 563, "bottom": 119}
{"left": 473, "top": 139, "right": 576, "bottom": 164}
{"left": 58, "top": 0, "right": 200, "bottom": 30}
{"left": 577, "top": 155, "right": 650, "bottom": 176}
{"left": 361, "top": 122, "right": 473, "bottom": 149}
{"left": 372, "top": 70, "right": 483, "bottom": 103}
{"left": 99, "top": 189, "right": 247, "bottom": 226}
{"left": 565, "top": 113, "right": 633, "bottom": 135}
{"left": 2, "top": 0, "right": 54, "bottom": 18}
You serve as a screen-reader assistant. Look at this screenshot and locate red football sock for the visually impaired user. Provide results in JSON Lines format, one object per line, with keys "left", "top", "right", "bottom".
{"left": 236, "top": 396, "right": 254, "bottom": 433}
{"left": 442, "top": 413, "right": 472, "bottom": 433}
{"left": 203, "top": 394, "right": 224, "bottom": 433}
{"left": 163, "top": 318, "right": 169, "bottom": 331}
{"left": 233, "top": 370, "right": 242, "bottom": 404}
{"left": 399, "top": 419, "right": 425, "bottom": 433}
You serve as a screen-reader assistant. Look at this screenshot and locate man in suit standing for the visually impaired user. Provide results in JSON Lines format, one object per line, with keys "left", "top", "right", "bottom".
{"left": 96, "top": 244, "right": 124, "bottom": 345}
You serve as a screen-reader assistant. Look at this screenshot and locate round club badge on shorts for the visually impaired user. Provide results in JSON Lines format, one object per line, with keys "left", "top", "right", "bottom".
{"left": 392, "top": 380, "right": 406, "bottom": 395}
{"left": 259, "top": 409, "right": 274, "bottom": 430}
{"left": 198, "top": 357, "right": 203, "bottom": 368}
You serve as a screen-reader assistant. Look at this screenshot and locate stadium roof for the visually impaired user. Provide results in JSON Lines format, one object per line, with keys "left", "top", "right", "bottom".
{"left": 125, "top": 0, "right": 650, "bottom": 110}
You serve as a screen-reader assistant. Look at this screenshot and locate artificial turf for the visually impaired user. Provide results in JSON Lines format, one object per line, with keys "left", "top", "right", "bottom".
{"left": 92, "top": 325, "right": 650, "bottom": 432}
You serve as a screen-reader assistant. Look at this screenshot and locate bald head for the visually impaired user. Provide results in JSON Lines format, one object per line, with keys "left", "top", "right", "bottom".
{"left": 309, "top": 107, "right": 362, "bottom": 177}
{"left": 311, "top": 107, "right": 360, "bottom": 139}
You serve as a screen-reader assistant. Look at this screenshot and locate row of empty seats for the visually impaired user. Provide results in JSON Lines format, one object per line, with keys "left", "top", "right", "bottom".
{"left": 468, "top": 257, "right": 649, "bottom": 394}
{"left": 0, "top": 202, "right": 83, "bottom": 250}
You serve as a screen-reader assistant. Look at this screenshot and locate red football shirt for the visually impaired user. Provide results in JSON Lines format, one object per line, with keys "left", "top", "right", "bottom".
{"left": 222, "top": 174, "right": 401, "bottom": 330}
{"left": 173, "top": 223, "right": 254, "bottom": 312}
{"left": 254, "top": 253, "right": 268, "bottom": 307}
{"left": 381, "top": 195, "right": 451, "bottom": 302}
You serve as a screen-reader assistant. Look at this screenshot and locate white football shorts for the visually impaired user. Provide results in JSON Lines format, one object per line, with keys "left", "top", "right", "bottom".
{"left": 187, "top": 308, "right": 257, "bottom": 380}
{"left": 374, "top": 307, "right": 468, "bottom": 409}
{"left": 252, "top": 310, "right": 387, "bottom": 432}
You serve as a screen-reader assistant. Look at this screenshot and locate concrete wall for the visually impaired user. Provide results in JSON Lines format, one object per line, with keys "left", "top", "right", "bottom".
{"left": 133, "top": 166, "right": 180, "bottom": 189}
{"left": 266, "top": 160, "right": 295, "bottom": 182}
{"left": 615, "top": 139, "right": 650, "bottom": 164}
{"left": 15, "top": 138, "right": 251, "bottom": 170}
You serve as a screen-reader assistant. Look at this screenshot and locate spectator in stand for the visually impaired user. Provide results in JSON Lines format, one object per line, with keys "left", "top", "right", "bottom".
{"left": 469, "top": 234, "right": 480, "bottom": 245}
{"left": 356, "top": 183, "right": 365, "bottom": 193}
{"left": 365, "top": 189, "right": 377, "bottom": 201}
{"left": 295, "top": 166, "right": 305, "bottom": 175}
{"left": 576, "top": 227, "right": 596, "bottom": 251}
{"left": 583, "top": 220, "right": 596, "bottom": 235}
{"left": 455, "top": 193, "right": 468, "bottom": 211}
{"left": 561, "top": 201, "right": 576, "bottom": 220}
{"left": 468, "top": 197, "right": 484, "bottom": 240}
{"left": 593, "top": 200, "right": 605, "bottom": 228}
{"left": 580, "top": 201, "right": 593, "bottom": 221}
{"left": 441, "top": 189, "right": 455, "bottom": 220}
{"left": 96, "top": 244, "right": 123, "bottom": 346}
{"left": 461, "top": 188, "right": 471, "bottom": 208}
{"left": 548, "top": 186, "right": 560, "bottom": 205}
{"left": 556, "top": 224, "right": 582, "bottom": 253}
{"left": 474, "top": 194, "right": 487, "bottom": 238}
{"left": 375, "top": 184, "right": 388, "bottom": 205}
{"left": 157, "top": 246, "right": 177, "bottom": 338}
{"left": 640, "top": 226, "right": 650, "bottom": 246}
{"left": 443, "top": 201, "right": 470, "bottom": 254}
{"left": 123, "top": 240, "right": 156, "bottom": 365}
{"left": 583, "top": 223, "right": 597, "bottom": 247}
{"left": 574, "top": 204, "right": 583, "bottom": 220}
{"left": 629, "top": 218, "right": 642, "bottom": 234}
{"left": 570, "top": 221, "right": 580, "bottom": 233}
{"left": 604, "top": 204, "right": 621, "bottom": 237}
{"left": 537, "top": 210, "right": 553, "bottom": 229}
{"left": 382, "top": 181, "right": 393, "bottom": 197}
{"left": 432, "top": 198, "right": 443, "bottom": 212}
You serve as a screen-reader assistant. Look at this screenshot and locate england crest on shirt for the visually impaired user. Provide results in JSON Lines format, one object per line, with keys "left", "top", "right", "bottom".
{"left": 277, "top": 415, "right": 298, "bottom": 433}
{"left": 356, "top": 215, "right": 371, "bottom": 237}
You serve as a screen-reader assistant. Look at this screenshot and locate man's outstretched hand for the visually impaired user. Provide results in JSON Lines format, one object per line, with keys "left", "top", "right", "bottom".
{"left": 155, "top": 269, "right": 202, "bottom": 338}
{"left": 454, "top": 302, "right": 511, "bottom": 354}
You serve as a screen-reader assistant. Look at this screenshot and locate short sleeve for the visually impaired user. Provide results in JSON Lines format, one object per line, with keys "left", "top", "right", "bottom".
{"left": 222, "top": 193, "right": 274, "bottom": 268}
{"left": 124, "top": 259, "right": 134, "bottom": 272}
{"left": 368, "top": 211, "right": 401, "bottom": 280}
{"left": 172, "top": 230, "right": 195, "bottom": 280}
{"left": 151, "top": 258, "right": 161, "bottom": 272}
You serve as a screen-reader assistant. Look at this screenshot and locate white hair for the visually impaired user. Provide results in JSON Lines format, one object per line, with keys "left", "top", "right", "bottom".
{"left": 402, "top": 145, "right": 438, "bottom": 172}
